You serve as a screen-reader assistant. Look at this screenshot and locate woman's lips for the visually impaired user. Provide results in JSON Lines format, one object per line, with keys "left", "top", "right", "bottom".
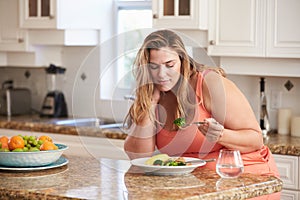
{"left": 158, "top": 80, "right": 170, "bottom": 85}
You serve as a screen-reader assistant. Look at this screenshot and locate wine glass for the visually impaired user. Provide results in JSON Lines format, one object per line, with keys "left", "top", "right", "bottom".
{"left": 216, "top": 149, "right": 244, "bottom": 178}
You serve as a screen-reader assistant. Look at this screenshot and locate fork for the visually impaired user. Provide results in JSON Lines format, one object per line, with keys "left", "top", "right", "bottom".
{"left": 186, "top": 158, "right": 216, "bottom": 164}
{"left": 180, "top": 121, "right": 205, "bottom": 128}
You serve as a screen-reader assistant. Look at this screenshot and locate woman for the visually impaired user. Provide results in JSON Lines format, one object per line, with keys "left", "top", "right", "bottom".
{"left": 124, "top": 29, "right": 279, "bottom": 179}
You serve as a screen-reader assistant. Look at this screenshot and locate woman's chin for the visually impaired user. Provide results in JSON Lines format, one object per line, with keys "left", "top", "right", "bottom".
{"left": 158, "top": 85, "right": 172, "bottom": 92}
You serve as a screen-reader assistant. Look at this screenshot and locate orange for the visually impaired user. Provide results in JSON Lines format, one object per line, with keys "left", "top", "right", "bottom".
{"left": 8, "top": 135, "right": 25, "bottom": 151}
{"left": 38, "top": 135, "right": 53, "bottom": 143}
{"left": 0, "top": 136, "right": 9, "bottom": 149}
{"left": 40, "top": 141, "right": 58, "bottom": 151}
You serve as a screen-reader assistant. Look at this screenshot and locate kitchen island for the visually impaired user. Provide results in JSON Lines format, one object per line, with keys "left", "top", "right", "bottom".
{"left": 0, "top": 116, "right": 294, "bottom": 199}
{"left": 0, "top": 153, "right": 282, "bottom": 200}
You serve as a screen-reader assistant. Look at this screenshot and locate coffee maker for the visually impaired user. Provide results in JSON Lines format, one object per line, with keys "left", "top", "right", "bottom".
{"left": 40, "top": 64, "right": 68, "bottom": 118}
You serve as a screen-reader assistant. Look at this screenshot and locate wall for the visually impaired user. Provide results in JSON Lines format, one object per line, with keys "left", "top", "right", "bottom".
{"left": 0, "top": 67, "right": 46, "bottom": 114}
{"left": 228, "top": 75, "right": 300, "bottom": 131}
{"left": 0, "top": 45, "right": 130, "bottom": 122}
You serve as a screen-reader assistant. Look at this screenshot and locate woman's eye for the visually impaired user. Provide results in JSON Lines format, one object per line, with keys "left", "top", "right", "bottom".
{"left": 148, "top": 62, "right": 175, "bottom": 69}
{"left": 149, "top": 64, "right": 159, "bottom": 69}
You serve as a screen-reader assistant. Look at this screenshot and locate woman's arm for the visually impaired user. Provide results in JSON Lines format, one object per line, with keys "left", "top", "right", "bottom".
{"left": 124, "top": 115, "right": 156, "bottom": 160}
{"left": 124, "top": 87, "right": 160, "bottom": 160}
{"left": 202, "top": 72, "right": 263, "bottom": 153}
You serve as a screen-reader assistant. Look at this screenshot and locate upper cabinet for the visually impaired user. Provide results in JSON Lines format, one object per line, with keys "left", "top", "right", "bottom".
{"left": 19, "top": 0, "right": 102, "bottom": 29}
{"left": 267, "top": 0, "right": 300, "bottom": 58}
{"left": 0, "top": 0, "right": 111, "bottom": 66}
{"left": 0, "top": 0, "right": 29, "bottom": 52}
{"left": 18, "top": 0, "right": 105, "bottom": 46}
{"left": 152, "top": 0, "right": 208, "bottom": 30}
{"left": 207, "top": 0, "right": 300, "bottom": 58}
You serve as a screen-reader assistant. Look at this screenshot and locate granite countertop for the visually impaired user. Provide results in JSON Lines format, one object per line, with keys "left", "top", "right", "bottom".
{"left": 0, "top": 116, "right": 300, "bottom": 156}
{"left": 0, "top": 154, "right": 282, "bottom": 200}
{"left": 0, "top": 115, "right": 127, "bottom": 140}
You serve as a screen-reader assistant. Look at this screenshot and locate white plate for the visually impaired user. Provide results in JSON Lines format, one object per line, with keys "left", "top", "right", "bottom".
{"left": 131, "top": 157, "right": 206, "bottom": 175}
{"left": 0, "top": 156, "right": 68, "bottom": 171}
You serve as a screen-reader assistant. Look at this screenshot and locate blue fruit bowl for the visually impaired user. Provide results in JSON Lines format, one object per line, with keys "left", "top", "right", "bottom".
{"left": 0, "top": 143, "right": 68, "bottom": 167}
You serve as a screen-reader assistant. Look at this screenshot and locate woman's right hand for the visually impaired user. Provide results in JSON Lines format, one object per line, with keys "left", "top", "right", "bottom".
{"left": 199, "top": 118, "right": 224, "bottom": 142}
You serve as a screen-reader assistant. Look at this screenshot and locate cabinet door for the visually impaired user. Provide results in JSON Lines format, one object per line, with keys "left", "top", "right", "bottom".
{"left": 0, "top": 0, "right": 28, "bottom": 52}
{"left": 280, "top": 189, "right": 300, "bottom": 200}
{"left": 152, "top": 0, "right": 208, "bottom": 29}
{"left": 266, "top": 0, "right": 300, "bottom": 58}
{"left": 273, "top": 154, "right": 299, "bottom": 190}
{"left": 19, "top": 0, "right": 57, "bottom": 29}
{"left": 0, "top": 29, "right": 28, "bottom": 52}
{"left": 207, "top": 0, "right": 265, "bottom": 57}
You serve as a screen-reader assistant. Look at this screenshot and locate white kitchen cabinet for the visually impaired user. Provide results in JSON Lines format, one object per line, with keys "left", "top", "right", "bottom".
{"left": 207, "top": 0, "right": 264, "bottom": 57}
{"left": 281, "top": 190, "right": 300, "bottom": 200}
{"left": 18, "top": 0, "right": 102, "bottom": 46}
{"left": 266, "top": 0, "right": 300, "bottom": 58}
{"left": 28, "top": 29, "right": 100, "bottom": 46}
{"left": 273, "top": 154, "right": 300, "bottom": 200}
{"left": 208, "top": 0, "right": 300, "bottom": 58}
{"left": 0, "top": 0, "right": 29, "bottom": 52}
{"left": 0, "top": 29, "right": 29, "bottom": 52}
{"left": 19, "top": 0, "right": 102, "bottom": 30}
{"left": 152, "top": 0, "right": 208, "bottom": 30}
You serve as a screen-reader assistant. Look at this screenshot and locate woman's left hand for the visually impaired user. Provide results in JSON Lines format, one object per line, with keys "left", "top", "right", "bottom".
{"left": 199, "top": 118, "right": 224, "bottom": 142}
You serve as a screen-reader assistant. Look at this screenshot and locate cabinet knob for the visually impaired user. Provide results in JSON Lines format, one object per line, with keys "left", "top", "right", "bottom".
{"left": 18, "top": 38, "right": 24, "bottom": 43}
{"left": 209, "top": 40, "right": 215, "bottom": 45}
{"left": 153, "top": 14, "right": 158, "bottom": 19}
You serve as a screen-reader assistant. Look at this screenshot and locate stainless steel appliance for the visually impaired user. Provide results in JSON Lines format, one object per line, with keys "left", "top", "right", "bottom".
{"left": 260, "top": 77, "right": 270, "bottom": 137}
{"left": 40, "top": 64, "right": 68, "bottom": 118}
{"left": 0, "top": 80, "right": 31, "bottom": 116}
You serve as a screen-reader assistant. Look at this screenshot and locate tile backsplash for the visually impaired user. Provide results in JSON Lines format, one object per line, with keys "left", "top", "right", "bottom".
{"left": 228, "top": 75, "right": 300, "bottom": 131}
{"left": 0, "top": 67, "right": 47, "bottom": 113}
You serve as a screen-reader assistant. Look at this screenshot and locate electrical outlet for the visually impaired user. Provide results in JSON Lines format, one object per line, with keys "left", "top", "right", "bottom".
{"left": 270, "top": 90, "right": 282, "bottom": 109}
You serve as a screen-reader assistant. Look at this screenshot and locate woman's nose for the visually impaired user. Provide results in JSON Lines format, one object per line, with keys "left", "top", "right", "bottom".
{"left": 157, "top": 65, "right": 167, "bottom": 78}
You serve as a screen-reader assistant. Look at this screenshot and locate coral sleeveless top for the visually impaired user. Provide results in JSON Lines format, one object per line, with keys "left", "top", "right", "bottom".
{"left": 155, "top": 71, "right": 279, "bottom": 179}
{"left": 156, "top": 72, "right": 223, "bottom": 158}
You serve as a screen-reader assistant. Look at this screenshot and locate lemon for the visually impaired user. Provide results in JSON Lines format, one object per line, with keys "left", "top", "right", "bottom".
{"left": 145, "top": 154, "right": 170, "bottom": 165}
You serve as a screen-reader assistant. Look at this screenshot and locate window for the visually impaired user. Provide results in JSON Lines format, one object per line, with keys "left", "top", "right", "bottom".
{"left": 100, "top": 0, "right": 152, "bottom": 100}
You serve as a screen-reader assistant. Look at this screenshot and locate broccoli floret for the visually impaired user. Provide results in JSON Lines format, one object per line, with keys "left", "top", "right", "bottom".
{"left": 173, "top": 117, "right": 186, "bottom": 127}
{"left": 153, "top": 159, "right": 164, "bottom": 166}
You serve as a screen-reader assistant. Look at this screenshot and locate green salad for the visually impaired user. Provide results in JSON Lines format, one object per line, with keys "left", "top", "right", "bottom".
{"left": 145, "top": 154, "right": 190, "bottom": 166}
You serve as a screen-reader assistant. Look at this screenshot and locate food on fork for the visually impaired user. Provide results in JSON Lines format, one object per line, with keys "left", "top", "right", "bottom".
{"left": 173, "top": 117, "right": 205, "bottom": 128}
{"left": 173, "top": 117, "right": 186, "bottom": 127}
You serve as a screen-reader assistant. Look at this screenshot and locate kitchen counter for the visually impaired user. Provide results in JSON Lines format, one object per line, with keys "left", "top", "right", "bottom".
{"left": 0, "top": 116, "right": 300, "bottom": 156}
{"left": 0, "top": 115, "right": 127, "bottom": 139}
{"left": 264, "top": 133, "right": 300, "bottom": 156}
{"left": 0, "top": 154, "right": 282, "bottom": 200}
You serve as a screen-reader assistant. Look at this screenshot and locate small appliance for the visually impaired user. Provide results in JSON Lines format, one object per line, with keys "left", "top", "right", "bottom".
{"left": 40, "top": 64, "right": 68, "bottom": 118}
{"left": 0, "top": 80, "right": 31, "bottom": 116}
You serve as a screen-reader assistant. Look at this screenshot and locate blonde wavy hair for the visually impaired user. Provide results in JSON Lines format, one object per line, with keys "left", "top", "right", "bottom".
{"left": 125, "top": 29, "right": 225, "bottom": 127}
